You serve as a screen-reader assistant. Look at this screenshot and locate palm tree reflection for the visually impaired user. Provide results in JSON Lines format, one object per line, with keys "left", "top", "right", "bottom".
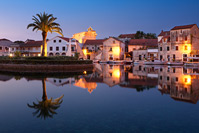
{"left": 27, "top": 78, "right": 64, "bottom": 119}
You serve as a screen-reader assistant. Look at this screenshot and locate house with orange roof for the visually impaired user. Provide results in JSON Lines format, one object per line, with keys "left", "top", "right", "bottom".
{"left": 158, "top": 24, "right": 199, "bottom": 62}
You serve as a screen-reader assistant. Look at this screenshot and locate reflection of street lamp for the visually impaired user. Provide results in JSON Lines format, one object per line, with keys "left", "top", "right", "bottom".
{"left": 27, "top": 79, "right": 64, "bottom": 119}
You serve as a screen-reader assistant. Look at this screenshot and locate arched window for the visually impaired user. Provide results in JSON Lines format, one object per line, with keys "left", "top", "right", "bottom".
{"left": 55, "top": 52, "right": 60, "bottom": 56}
{"left": 49, "top": 53, "right": 54, "bottom": 56}
{"left": 62, "top": 53, "right": 66, "bottom": 56}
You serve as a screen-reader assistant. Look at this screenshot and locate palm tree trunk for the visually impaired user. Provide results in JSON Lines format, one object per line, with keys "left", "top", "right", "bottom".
{"left": 42, "top": 78, "right": 47, "bottom": 101}
{"left": 42, "top": 32, "right": 47, "bottom": 57}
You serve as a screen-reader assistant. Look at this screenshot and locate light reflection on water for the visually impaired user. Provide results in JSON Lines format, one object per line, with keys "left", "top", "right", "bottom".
{"left": 0, "top": 64, "right": 199, "bottom": 132}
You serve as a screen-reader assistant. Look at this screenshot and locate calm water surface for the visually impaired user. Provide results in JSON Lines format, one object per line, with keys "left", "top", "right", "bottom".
{"left": 0, "top": 64, "right": 199, "bottom": 133}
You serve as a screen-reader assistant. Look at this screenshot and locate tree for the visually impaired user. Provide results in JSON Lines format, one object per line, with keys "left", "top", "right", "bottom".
{"left": 14, "top": 40, "right": 24, "bottom": 44}
{"left": 27, "top": 12, "right": 63, "bottom": 56}
{"left": 27, "top": 79, "right": 64, "bottom": 119}
{"left": 134, "top": 31, "right": 145, "bottom": 39}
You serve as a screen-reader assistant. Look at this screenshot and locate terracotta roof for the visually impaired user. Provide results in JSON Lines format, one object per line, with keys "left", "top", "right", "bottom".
{"left": 105, "top": 37, "right": 123, "bottom": 43}
{"left": 57, "top": 36, "right": 78, "bottom": 42}
{"left": 171, "top": 24, "right": 196, "bottom": 30}
{"left": 20, "top": 40, "right": 43, "bottom": 47}
{"left": 84, "top": 39, "right": 105, "bottom": 45}
{"left": 158, "top": 31, "right": 170, "bottom": 36}
{"left": 128, "top": 39, "right": 158, "bottom": 47}
{"left": 58, "top": 36, "right": 70, "bottom": 42}
{"left": 159, "top": 35, "right": 170, "bottom": 43}
{"left": 0, "top": 38, "right": 11, "bottom": 41}
{"left": 118, "top": 33, "right": 135, "bottom": 39}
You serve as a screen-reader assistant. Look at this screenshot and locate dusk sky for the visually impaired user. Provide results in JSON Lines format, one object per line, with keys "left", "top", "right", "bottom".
{"left": 0, "top": 0, "right": 198, "bottom": 41}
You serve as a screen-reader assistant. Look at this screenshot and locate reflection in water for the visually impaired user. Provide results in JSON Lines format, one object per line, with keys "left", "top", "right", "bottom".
{"left": 27, "top": 79, "right": 64, "bottom": 119}
{"left": 158, "top": 67, "right": 199, "bottom": 104}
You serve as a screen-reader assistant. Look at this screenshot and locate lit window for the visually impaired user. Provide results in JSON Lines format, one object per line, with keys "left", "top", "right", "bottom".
{"left": 185, "top": 46, "right": 188, "bottom": 50}
{"left": 176, "top": 46, "right": 178, "bottom": 51}
{"left": 109, "top": 47, "right": 112, "bottom": 51}
{"left": 185, "top": 36, "right": 187, "bottom": 41}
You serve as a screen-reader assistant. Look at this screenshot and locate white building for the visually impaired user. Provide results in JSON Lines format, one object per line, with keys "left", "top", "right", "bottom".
{"left": 0, "top": 39, "right": 13, "bottom": 56}
{"left": 47, "top": 36, "right": 78, "bottom": 56}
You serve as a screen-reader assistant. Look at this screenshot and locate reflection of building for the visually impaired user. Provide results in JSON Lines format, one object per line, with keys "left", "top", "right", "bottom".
{"left": 120, "top": 65, "right": 158, "bottom": 91}
{"left": 158, "top": 24, "right": 199, "bottom": 62}
{"left": 74, "top": 78, "right": 97, "bottom": 93}
{"left": 72, "top": 27, "right": 97, "bottom": 44}
{"left": 0, "top": 74, "right": 13, "bottom": 82}
{"left": 101, "top": 64, "right": 125, "bottom": 87}
{"left": 158, "top": 67, "right": 199, "bottom": 104}
{"left": 47, "top": 78, "right": 75, "bottom": 87}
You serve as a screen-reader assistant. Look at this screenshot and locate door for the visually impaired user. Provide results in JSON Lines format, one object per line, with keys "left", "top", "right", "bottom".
{"left": 183, "top": 54, "right": 187, "bottom": 62}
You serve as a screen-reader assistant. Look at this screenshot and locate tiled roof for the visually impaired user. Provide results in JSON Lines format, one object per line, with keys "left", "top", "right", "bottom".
{"left": 58, "top": 36, "right": 78, "bottom": 42}
{"left": 158, "top": 31, "right": 170, "bottom": 36}
{"left": 58, "top": 36, "right": 70, "bottom": 42}
{"left": 84, "top": 39, "right": 106, "bottom": 45}
{"left": 128, "top": 39, "right": 158, "bottom": 47}
{"left": 20, "top": 40, "right": 43, "bottom": 47}
{"left": 159, "top": 35, "right": 170, "bottom": 43}
{"left": 171, "top": 24, "right": 196, "bottom": 30}
{"left": 118, "top": 33, "right": 135, "bottom": 39}
{"left": 0, "top": 38, "right": 11, "bottom": 41}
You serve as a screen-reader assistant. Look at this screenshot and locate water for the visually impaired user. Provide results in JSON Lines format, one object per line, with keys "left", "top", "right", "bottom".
{"left": 0, "top": 64, "right": 199, "bottom": 132}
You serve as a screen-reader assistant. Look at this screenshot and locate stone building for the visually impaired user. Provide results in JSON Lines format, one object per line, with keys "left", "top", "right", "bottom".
{"left": 158, "top": 24, "right": 199, "bottom": 62}
{"left": 158, "top": 67, "right": 199, "bottom": 104}
{"left": 101, "top": 37, "right": 125, "bottom": 61}
{"left": 72, "top": 27, "right": 97, "bottom": 43}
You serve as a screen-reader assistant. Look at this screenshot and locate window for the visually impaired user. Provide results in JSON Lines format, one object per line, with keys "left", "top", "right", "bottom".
{"left": 92, "top": 47, "right": 94, "bottom": 49}
{"left": 50, "top": 47, "right": 53, "bottom": 51}
{"left": 113, "top": 41, "right": 115, "bottom": 44}
{"left": 176, "top": 77, "right": 178, "bottom": 82}
{"left": 109, "top": 47, "right": 112, "bottom": 51}
{"left": 185, "top": 36, "right": 187, "bottom": 41}
{"left": 62, "top": 47, "right": 65, "bottom": 51}
{"left": 185, "top": 46, "right": 188, "bottom": 50}
{"left": 59, "top": 40, "right": 61, "bottom": 43}
{"left": 109, "top": 73, "right": 112, "bottom": 77}
{"left": 164, "top": 38, "right": 166, "bottom": 42}
{"left": 160, "top": 47, "right": 162, "bottom": 51}
{"left": 54, "top": 40, "right": 56, "bottom": 43}
{"left": 160, "top": 68, "right": 162, "bottom": 72}
{"left": 12, "top": 48, "right": 14, "bottom": 51}
{"left": 56, "top": 47, "right": 59, "bottom": 51}
{"left": 71, "top": 47, "right": 75, "bottom": 51}
{"left": 176, "top": 37, "right": 178, "bottom": 41}
{"left": 160, "top": 76, "right": 162, "bottom": 80}
{"left": 5, "top": 47, "right": 8, "bottom": 50}
{"left": 167, "top": 47, "right": 170, "bottom": 51}
{"left": 0, "top": 47, "right": 2, "bottom": 50}
{"left": 175, "top": 46, "right": 178, "bottom": 51}
{"left": 184, "top": 78, "right": 188, "bottom": 83}
{"left": 167, "top": 85, "right": 170, "bottom": 90}
{"left": 167, "top": 76, "right": 170, "bottom": 81}
{"left": 173, "top": 68, "right": 175, "bottom": 73}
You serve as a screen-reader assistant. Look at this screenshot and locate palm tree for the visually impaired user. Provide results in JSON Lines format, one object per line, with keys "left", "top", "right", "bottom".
{"left": 27, "top": 78, "right": 64, "bottom": 119}
{"left": 27, "top": 12, "right": 63, "bottom": 56}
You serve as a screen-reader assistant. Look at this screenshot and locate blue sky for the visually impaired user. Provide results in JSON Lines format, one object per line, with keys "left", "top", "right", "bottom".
{"left": 0, "top": 0, "right": 198, "bottom": 41}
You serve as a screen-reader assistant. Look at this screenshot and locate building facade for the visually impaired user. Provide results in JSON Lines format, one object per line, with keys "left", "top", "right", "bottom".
{"left": 47, "top": 36, "right": 78, "bottom": 56}
{"left": 158, "top": 24, "right": 199, "bottom": 62}
{"left": 101, "top": 37, "right": 125, "bottom": 61}
{"left": 72, "top": 27, "right": 97, "bottom": 44}
{"left": 0, "top": 39, "right": 13, "bottom": 56}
